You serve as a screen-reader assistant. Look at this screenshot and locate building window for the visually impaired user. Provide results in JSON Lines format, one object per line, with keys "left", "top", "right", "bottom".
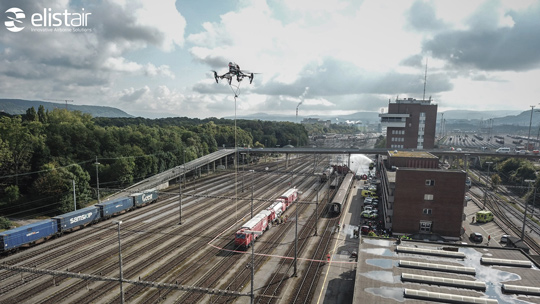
{"left": 420, "top": 221, "right": 432, "bottom": 232}
{"left": 423, "top": 208, "right": 432, "bottom": 215}
{"left": 424, "top": 194, "right": 434, "bottom": 200}
{"left": 425, "top": 180, "right": 435, "bottom": 186}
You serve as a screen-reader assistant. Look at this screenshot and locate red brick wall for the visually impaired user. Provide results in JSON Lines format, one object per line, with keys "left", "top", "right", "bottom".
{"left": 392, "top": 169, "right": 466, "bottom": 237}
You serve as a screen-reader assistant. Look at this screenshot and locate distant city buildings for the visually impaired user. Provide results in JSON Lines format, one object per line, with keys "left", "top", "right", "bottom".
{"left": 379, "top": 97, "right": 438, "bottom": 149}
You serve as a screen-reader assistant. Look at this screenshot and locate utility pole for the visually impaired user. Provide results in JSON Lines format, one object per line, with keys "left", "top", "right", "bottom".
{"left": 483, "top": 162, "right": 493, "bottom": 209}
{"left": 178, "top": 179, "right": 182, "bottom": 225}
{"left": 522, "top": 180, "right": 535, "bottom": 241}
{"left": 112, "top": 221, "right": 124, "bottom": 304}
{"left": 72, "top": 179, "right": 77, "bottom": 211}
{"left": 527, "top": 106, "right": 535, "bottom": 151}
{"left": 95, "top": 157, "right": 101, "bottom": 203}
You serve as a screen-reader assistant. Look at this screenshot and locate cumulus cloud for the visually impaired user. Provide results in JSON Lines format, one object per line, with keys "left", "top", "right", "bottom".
{"left": 421, "top": 2, "right": 540, "bottom": 71}
{"left": 0, "top": 0, "right": 184, "bottom": 104}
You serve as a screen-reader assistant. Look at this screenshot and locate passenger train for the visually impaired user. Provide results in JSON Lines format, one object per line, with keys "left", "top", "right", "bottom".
{"left": 329, "top": 172, "right": 355, "bottom": 215}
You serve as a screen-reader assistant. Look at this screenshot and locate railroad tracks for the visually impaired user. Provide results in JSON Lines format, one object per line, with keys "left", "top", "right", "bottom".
{"left": 469, "top": 179, "right": 540, "bottom": 255}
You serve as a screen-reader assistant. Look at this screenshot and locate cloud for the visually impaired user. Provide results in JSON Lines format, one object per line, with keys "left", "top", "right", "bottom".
{"left": 421, "top": 2, "right": 540, "bottom": 71}
{"left": 0, "top": 0, "right": 184, "bottom": 103}
{"left": 119, "top": 86, "right": 150, "bottom": 102}
{"left": 254, "top": 57, "right": 453, "bottom": 96}
{"left": 406, "top": 1, "right": 447, "bottom": 32}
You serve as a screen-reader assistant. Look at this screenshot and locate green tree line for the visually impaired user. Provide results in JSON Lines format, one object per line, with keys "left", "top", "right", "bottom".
{"left": 0, "top": 107, "right": 308, "bottom": 218}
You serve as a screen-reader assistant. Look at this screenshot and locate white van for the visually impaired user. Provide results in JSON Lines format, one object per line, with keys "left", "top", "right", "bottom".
{"left": 496, "top": 147, "right": 510, "bottom": 153}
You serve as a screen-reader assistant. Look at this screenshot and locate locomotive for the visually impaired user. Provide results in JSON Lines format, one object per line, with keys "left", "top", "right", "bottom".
{"left": 235, "top": 188, "right": 298, "bottom": 250}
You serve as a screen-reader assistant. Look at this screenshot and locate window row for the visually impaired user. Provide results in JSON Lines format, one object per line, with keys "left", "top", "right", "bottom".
{"left": 391, "top": 130, "right": 405, "bottom": 135}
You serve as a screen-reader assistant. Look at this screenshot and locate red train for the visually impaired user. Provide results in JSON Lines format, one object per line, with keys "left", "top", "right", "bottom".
{"left": 235, "top": 188, "right": 298, "bottom": 250}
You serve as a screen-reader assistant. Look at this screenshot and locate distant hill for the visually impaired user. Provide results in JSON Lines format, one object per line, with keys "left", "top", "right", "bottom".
{"left": 0, "top": 99, "right": 133, "bottom": 118}
{"left": 226, "top": 111, "right": 382, "bottom": 124}
{"left": 441, "top": 110, "right": 522, "bottom": 120}
{"left": 228, "top": 110, "right": 528, "bottom": 126}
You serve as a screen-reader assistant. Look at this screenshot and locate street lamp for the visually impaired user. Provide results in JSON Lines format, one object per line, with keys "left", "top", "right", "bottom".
{"left": 522, "top": 180, "right": 536, "bottom": 241}
{"left": 483, "top": 162, "right": 493, "bottom": 209}
{"left": 112, "top": 221, "right": 124, "bottom": 304}
{"left": 527, "top": 106, "right": 535, "bottom": 152}
{"left": 94, "top": 157, "right": 101, "bottom": 203}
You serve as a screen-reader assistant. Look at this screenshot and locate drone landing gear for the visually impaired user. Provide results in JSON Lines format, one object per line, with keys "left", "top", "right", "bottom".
{"left": 213, "top": 71, "right": 219, "bottom": 83}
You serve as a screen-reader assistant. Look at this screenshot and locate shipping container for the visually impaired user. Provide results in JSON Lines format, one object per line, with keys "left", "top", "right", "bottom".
{"left": 53, "top": 206, "right": 101, "bottom": 232}
{"left": 96, "top": 197, "right": 133, "bottom": 218}
{"left": 1, "top": 220, "right": 58, "bottom": 251}
{"left": 131, "top": 189, "right": 158, "bottom": 207}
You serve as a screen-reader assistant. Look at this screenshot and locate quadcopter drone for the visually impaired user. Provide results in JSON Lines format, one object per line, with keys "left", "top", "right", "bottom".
{"left": 212, "top": 62, "right": 256, "bottom": 85}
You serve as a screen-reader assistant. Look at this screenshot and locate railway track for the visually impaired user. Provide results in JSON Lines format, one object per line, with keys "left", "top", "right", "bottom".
{"left": 0, "top": 154, "right": 344, "bottom": 303}
{"left": 469, "top": 178, "right": 540, "bottom": 255}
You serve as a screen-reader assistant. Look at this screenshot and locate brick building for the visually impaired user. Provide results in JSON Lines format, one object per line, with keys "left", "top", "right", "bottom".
{"left": 379, "top": 97, "right": 438, "bottom": 149}
{"left": 378, "top": 151, "right": 466, "bottom": 239}
{"left": 392, "top": 168, "right": 466, "bottom": 238}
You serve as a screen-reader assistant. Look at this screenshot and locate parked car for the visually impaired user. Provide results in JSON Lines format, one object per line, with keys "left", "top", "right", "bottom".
{"left": 361, "top": 210, "right": 377, "bottom": 219}
{"left": 360, "top": 225, "right": 372, "bottom": 235}
{"left": 469, "top": 232, "right": 483, "bottom": 243}
{"left": 500, "top": 234, "right": 510, "bottom": 243}
{"left": 465, "top": 196, "right": 472, "bottom": 202}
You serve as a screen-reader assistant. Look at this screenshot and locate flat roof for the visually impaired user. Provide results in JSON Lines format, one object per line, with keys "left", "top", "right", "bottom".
{"left": 353, "top": 238, "right": 540, "bottom": 304}
{"left": 387, "top": 150, "right": 438, "bottom": 159}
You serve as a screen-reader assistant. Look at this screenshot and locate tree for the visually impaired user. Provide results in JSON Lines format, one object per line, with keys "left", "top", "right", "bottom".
{"left": 491, "top": 174, "right": 502, "bottom": 190}
{"left": 0, "top": 216, "right": 12, "bottom": 230}
{"left": 4, "top": 185, "right": 20, "bottom": 204}
{"left": 0, "top": 116, "right": 41, "bottom": 186}
{"left": 25, "top": 107, "right": 38, "bottom": 122}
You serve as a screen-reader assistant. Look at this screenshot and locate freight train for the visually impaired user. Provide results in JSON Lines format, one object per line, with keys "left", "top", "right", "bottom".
{"left": 0, "top": 189, "right": 158, "bottom": 253}
{"left": 319, "top": 166, "right": 334, "bottom": 182}
{"left": 235, "top": 188, "right": 298, "bottom": 250}
{"left": 329, "top": 172, "right": 355, "bottom": 215}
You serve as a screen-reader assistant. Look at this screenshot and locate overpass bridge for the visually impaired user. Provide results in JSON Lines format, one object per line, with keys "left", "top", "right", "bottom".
{"left": 109, "top": 147, "right": 538, "bottom": 199}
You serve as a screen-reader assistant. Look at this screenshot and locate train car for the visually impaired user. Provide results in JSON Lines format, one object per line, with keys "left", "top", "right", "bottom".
{"left": 53, "top": 206, "right": 101, "bottom": 233}
{"left": 320, "top": 166, "right": 334, "bottom": 182}
{"left": 235, "top": 210, "right": 271, "bottom": 249}
{"left": 96, "top": 197, "right": 134, "bottom": 218}
{"left": 266, "top": 201, "right": 284, "bottom": 223}
{"left": 1, "top": 220, "right": 58, "bottom": 252}
{"left": 330, "top": 172, "right": 354, "bottom": 215}
{"left": 279, "top": 188, "right": 298, "bottom": 208}
{"left": 131, "top": 189, "right": 158, "bottom": 207}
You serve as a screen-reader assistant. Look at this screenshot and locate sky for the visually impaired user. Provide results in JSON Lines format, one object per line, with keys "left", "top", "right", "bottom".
{"left": 1, "top": 0, "right": 540, "bottom": 119}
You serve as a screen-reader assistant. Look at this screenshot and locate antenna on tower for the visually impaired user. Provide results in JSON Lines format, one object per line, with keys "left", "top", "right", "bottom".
{"left": 45, "top": 99, "right": 74, "bottom": 110}
{"left": 422, "top": 57, "right": 428, "bottom": 101}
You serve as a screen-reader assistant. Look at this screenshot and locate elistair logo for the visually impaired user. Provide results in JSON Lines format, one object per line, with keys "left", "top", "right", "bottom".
{"left": 5, "top": 8, "right": 25, "bottom": 32}
{"left": 4, "top": 7, "right": 92, "bottom": 33}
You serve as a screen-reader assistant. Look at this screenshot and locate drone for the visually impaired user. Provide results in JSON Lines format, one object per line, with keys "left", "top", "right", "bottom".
{"left": 212, "top": 62, "right": 256, "bottom": 85}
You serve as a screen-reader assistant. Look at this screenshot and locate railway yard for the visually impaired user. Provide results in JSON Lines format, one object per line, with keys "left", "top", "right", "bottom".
{"left": 0, "top": 154, "right": 353, "bottom": 304}
{"left": 2, "top": 133, "right": 540, "bottom": 303}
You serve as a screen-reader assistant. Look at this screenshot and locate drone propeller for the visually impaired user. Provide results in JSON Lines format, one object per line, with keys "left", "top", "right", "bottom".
{"left": 211, "top": 70, "right": 219, "bottom": 83}
{"left": 249, "top": 73, "right": 254, "bottom": 84}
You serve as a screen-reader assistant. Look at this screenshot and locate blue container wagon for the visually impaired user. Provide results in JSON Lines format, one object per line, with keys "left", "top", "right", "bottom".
{"left": 96, "top": 197, "right": 134, "bottom": 218}
{"left": 1, "top": 220, "right": 58, "bottom": 252}
{"left": 53, "top": 206, "right": 101, "bottom": 233}
{"left": 131, "top": 189, "right": 158, "bottom": 207}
